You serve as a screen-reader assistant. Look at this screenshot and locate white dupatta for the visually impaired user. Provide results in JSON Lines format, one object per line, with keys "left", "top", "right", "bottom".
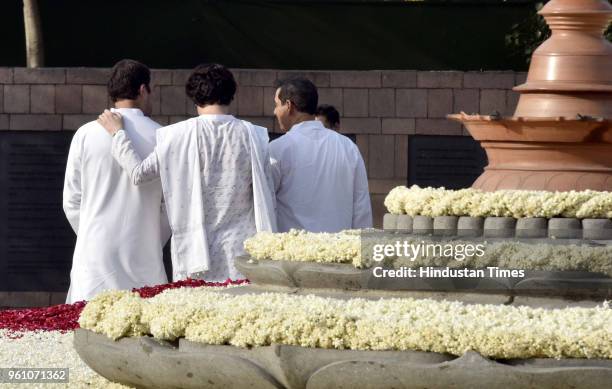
{"left": 156, "top": 117, "right": 276, "bottom": 280}
{"left": 242, "top": 120, "right": 277, "bottom": 233}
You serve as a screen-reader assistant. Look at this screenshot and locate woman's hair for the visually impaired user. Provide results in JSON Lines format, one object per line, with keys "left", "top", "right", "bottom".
{"left": 185, "top": 63, "right": 237, "bottom": 106}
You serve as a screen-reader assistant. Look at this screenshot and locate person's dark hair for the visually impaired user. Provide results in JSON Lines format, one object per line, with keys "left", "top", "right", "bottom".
{"left": 316, "top": 104, "right": 340, "bottom": 128}
{"left": 186, "top": 63, "right": 236, "bottom": 106}
{"left": 107, "top": 59, "right": 151, "bottom": 102}
{"left": 274, "top": 78, "right": 318, "bottom": 115}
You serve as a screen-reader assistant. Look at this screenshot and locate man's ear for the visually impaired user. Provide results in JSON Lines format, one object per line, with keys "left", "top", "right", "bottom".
{"left": 286, "top": 100, "right": 294, "bottom": 114}
{"left": 138, "top": 84, "right": 148, "bottom": 96}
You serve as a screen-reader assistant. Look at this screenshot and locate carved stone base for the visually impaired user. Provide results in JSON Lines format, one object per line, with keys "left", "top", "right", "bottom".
{"left": 74, "top": 329, "right": 612, "bottom": 389}
{"left": 234, "top": 256, "right": 612, "bottom": 304}
{"left": 473, "top": 168, "right": 612, "bottom": 192}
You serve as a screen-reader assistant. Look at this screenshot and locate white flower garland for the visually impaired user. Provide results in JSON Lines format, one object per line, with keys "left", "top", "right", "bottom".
{"left": 384, "top": 186, "right": 612, "bottom": 218}
{"left": 79, "top": 288, "right": 612, "bottom": 360}
{"left": 244, "top": 230, "right": 612, "bottom": 276}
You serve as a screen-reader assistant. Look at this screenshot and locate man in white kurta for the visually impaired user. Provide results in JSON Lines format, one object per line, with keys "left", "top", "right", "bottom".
{"left": 63, "top": 109, "right": 170, "bottom": 303}
{"left": 63, "top": 60, "right": 170, "bottom": 303}
{"left": 98, "top": 63, "right": 276, "bottom": 282}
{"left": 270, "top": 78, "right": 372, "bottom": 232}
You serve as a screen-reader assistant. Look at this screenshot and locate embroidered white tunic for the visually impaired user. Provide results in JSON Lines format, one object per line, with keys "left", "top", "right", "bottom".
{"left": 63, "top": 108, "right": 170, "bottom": 303}
{"left": 110, "top": 114, "right": 276, "bottom": 281}
{"left": 270, "top": 120, "right": 372, "bottom": 233}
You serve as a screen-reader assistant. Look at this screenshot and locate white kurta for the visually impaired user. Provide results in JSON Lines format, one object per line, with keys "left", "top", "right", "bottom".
{"left": 63, "top": 108, "right": 170, "bottom": 303}
{"left": 270, "top": 120, "right": 372, "bottom": 233}
{"left": 110, "top": 114, "right": 276, "bottom": 281}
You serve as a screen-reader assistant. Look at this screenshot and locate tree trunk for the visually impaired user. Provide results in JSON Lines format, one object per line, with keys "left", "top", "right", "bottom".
{"left": 23, "top": 0, "right": 44, "bottom": 67}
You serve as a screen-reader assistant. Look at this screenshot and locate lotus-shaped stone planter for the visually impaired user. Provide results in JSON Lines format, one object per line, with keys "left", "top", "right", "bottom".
{"left": 74, "top": 329, "right": 612, "bottom": 389}
{"left": 233, "top": 256, "right": 612, "bottom": 307}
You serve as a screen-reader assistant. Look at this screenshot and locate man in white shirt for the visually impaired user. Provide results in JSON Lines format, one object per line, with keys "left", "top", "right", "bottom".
{"left": 63, "top": 59, "right": 170, "bottom": 303}
{"left": 97, "top": 63, "right": 276, "bottom": 282}
{"left": 270, "top": 78, "right": 372, "bottom": 233}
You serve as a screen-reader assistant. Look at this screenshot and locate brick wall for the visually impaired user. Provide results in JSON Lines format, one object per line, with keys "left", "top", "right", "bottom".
{"left": 0, "top": 68, "right": 526, "bottom": 227}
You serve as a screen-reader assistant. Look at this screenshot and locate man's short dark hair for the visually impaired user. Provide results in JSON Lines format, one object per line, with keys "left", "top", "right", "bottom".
{"left": 275, "top": 78, "right": 318, "bottom": 115}
{"left": 107, "top": 59, "right": 151, "bottom": 102}
{"left": 316, "top": 104, "right": 340, "bottom": 128}
{"left": 186, "top": 63, "right": 236, "bottom": 106}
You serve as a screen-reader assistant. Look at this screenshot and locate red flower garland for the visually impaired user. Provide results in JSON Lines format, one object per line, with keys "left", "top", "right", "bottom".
{"left": 0, "top": 278, "right": 248, "bottom": 334}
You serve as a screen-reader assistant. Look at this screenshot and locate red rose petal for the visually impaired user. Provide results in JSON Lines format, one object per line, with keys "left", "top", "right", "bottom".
{"left": 0, "top": 278, "right": 249, "bottom": 335}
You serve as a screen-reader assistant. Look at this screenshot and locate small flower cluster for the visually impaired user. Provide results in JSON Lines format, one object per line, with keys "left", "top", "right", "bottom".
{"left": 79, "top": 288, "right": 612, "bottom": 360}
{"left": 244, "top": 229, "right": 364, "bottom": 267}
{"left": 244, "top": 230, "right": 612, "bottom": 276}
{"left": 384, "top": 186, "right": 612, "bottom": 218}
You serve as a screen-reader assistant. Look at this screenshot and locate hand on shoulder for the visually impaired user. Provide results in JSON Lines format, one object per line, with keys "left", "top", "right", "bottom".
{"left": 97, "top": 109, "right": 123, "bottom": 136}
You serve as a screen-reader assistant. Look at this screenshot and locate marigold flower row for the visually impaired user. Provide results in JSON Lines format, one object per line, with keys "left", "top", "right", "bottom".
{"left": 79, "top": 288, "right": 612, "bottom": 360}
{"left": 243, "top": 230, "right": 612, "bottom": 276}
{"left": 384, "top": 186, "right": 612, "bottom": 218}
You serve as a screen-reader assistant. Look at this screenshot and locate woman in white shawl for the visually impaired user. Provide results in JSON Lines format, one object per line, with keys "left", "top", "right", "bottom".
{"left": 98, "top": 63, "right": 276, "bottom": 281}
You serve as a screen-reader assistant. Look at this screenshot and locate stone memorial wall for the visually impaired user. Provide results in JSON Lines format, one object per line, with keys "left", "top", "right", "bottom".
{"left": 0, "top": 67, "right": 525, "bottom": 224}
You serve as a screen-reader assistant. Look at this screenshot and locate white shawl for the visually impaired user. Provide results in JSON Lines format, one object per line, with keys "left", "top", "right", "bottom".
{"left": 156, "top": 118, "right": 277, "bottom": 280}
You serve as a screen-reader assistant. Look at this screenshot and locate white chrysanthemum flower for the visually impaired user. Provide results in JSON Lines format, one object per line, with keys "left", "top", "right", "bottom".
{"left": 244, "top": 230, "right": 612, "bottom": 276}
{"left": 80, "top": 289, "right": 612, "bottom": 360}
{"left": 383, "top": 186, "right": 612, "bottom": 219}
